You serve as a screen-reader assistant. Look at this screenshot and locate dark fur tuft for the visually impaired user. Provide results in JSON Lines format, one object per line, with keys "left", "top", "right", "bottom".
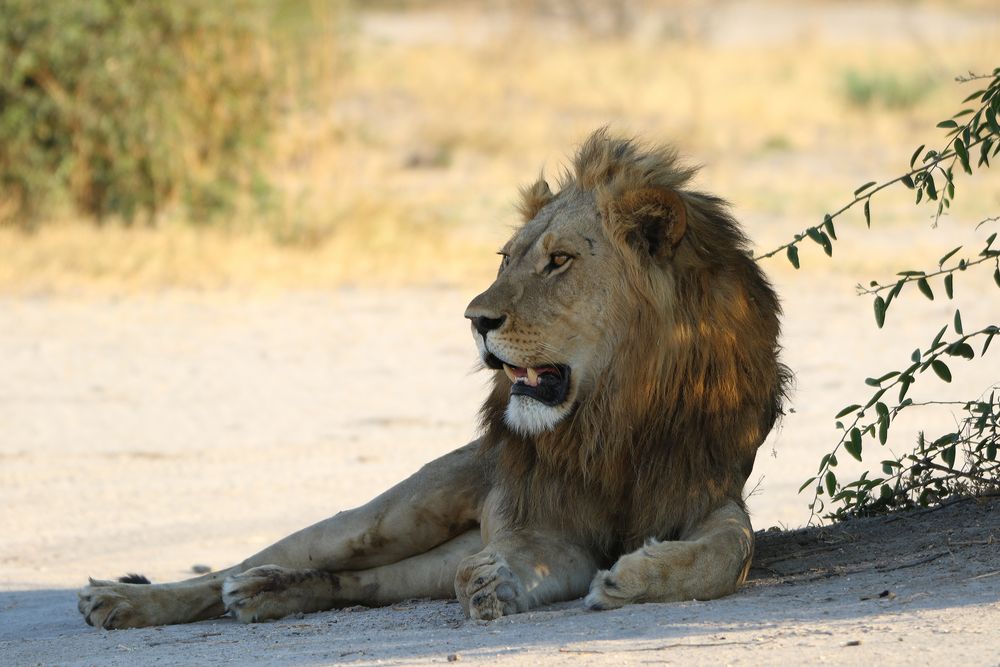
{"left": 118, "top": 573, "right": 151, "bottom": 585}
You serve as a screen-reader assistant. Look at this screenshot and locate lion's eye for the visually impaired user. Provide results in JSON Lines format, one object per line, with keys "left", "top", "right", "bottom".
{"left": 547, "top": 253, "right": 573, "bottom": 271}
{"left": 497, "top": 252, "right": 510, "bottom": 271}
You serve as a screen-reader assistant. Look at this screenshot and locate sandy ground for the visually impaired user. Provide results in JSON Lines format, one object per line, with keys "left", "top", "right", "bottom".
{"left": 1, "top": 267, "right": 998, "bottom": 665}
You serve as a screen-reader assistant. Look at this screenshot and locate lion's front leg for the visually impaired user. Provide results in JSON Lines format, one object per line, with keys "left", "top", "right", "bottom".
{"left": 584, "top": 499, "right": 753, "bottom": 610}
{"left": 455, "top": 529, "right": 598, "bottom": 621}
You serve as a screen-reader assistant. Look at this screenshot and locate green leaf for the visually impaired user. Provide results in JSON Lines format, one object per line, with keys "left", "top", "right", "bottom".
{"left": 944, "top": 273, "right": 954, "bottom": 299}
{"left": 946, "top": 342, "right": 975, "bottom": 359}
{"left": 863, "top": 199, "right": 871, "bottom": 228}
{"left": 874, "top": 296, "right": 886, "bottom": 328}
{"left": 890, "top": 280, "right": 905, "bottom": 301}
{"left": 876, "top": 371, "right": 900, "bottom": 383}
{"left": 911, "top": 348, "right": 921, "bottom": 362}
{"left": 925, "top": 174, "right": 937, "bottom": 200}
{"left": 882, "top": 460, "right": 901, "bottom": 474}
{"left": 898, "top": 376, "right": 912, "bottom": 401}
{"left": 994, "top": 267, "right": 1000, "bottom": 288}
{"left": 901, "top": 174, "right": 915, "bottom": 189}
{"left": 876, "top": 402, "right": 890, "bottom": 445}
{"left": 910, "top": 144, "right": 925, "bottom": 168}
{"left": 825, "top": 470, "right": 837, "bottom": 497}
{"left": 941, "top": 444, "right": 956, "bottom": 469}
{"left": 931, "top": 325, "right": 948, "bottom": 349}
{"left": 820, "top": 232, "right": 833, "bottom": 256}
{"left": 853, "top": 181, "right": 877, "bottom": 196}
{"left": 786, "top": 244, "right": 800, "bottom": 269}
{"left": 938, "top": 246, "right": 962, "bottom": 266}
{"left": 798, "top": 476, "right": 817, "bottom": 493}
{"left": 845, "top": 428, "right": 863, "bottom": 461}
{"left": 955, "top": 138, "right": 972, "bottom": 174}
{"left": 823, "top": 214, "right": 837, "bottom": 240}
{"left": 936, "top": 119, "right": 959, "bottom": 129}
{"left": 917, "top": 278, "right": 934, "bottom": 300}
{"left": 987, "top": 108, "right": 1000, "bottom": 133}
{"left": 864, "top": 387, "right": 888, "bottom": 409}
{"left": 835, "top": 404, "right": 862, "bottom": 419}
{"left": 984, "top": 332, "right": 996, "bottom": 355}
{"left": 931, "top": 359, "right": 952, "bottom": 382}
{"left": 931, "top": 432, "right": 957, "bottom": 450}
{"left": 953, "top": 309, "right": 963, "bottom": 335}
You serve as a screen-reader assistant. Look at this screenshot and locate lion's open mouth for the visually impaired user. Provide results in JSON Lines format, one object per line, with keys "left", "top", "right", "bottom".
{"left": 483, "top": 352, "right": 571, "bottom": 406}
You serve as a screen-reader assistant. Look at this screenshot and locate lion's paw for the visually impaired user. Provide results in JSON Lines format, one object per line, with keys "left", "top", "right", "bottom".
{"left": 455, "top": 553, "right": 526, "bottom": 621}
{"left": 223, "top": 565, "right": 327, "bottom": 623}
{"left": 78, "top": 578, "right": 153, "bottom": 629}
{"left": 584, "top": 559, "right": 646, "bottom": 611}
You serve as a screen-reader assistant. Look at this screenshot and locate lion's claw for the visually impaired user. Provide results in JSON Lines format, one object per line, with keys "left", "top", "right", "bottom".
{"left": 456, "top": 554, "right": 526, "bottom": 620}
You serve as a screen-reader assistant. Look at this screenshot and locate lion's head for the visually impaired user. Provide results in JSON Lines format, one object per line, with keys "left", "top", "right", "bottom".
{"left": 466, "top": 129, "right": 789, "bottom": 551}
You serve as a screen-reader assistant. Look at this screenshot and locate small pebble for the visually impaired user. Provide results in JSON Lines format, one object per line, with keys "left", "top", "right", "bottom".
{"left": 191, "top": 564, "right": 211, "bottom": 574}
{"left": 447, "top": 654, "right": 461, "bottom": 662}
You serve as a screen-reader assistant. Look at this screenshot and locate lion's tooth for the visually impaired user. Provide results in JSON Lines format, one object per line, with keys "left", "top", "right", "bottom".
{"left": 527, "top": 367, "right": 539, "bottom": 386}
{"left": 503, "top": 364, "right": 517, "bottom": 383}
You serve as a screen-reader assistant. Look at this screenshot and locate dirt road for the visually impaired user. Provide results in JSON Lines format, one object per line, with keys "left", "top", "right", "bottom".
{"left": 1, "top": 280, "right": 998, "bottom": 665}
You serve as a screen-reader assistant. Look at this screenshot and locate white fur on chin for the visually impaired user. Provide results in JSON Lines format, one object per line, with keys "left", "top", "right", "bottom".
{"left": 504, "top": 395, "right": 571, "bottom": 435}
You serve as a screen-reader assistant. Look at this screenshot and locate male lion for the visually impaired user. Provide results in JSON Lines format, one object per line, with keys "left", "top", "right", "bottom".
{"left": 78, "top": 129, "right": 789, "bottom": 629}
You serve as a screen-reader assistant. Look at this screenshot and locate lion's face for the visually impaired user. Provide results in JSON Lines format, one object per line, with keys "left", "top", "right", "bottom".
{"left": 465, "top": 184, "right": 680, "bottom": 435}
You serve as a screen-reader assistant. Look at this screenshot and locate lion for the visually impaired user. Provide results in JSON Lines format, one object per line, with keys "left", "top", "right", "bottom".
{"left": 78, "top": 129, "right": 789, "bottom": 629}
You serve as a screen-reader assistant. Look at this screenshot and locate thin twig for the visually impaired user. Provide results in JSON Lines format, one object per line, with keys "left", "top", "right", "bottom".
{"left": 754, "top": 136, "right": 987, "bottom": 262}
{"left": 857, "top": 253, "right": 999, "bottom": 296}
{"left": 558, "top": 639, "right": 768, "bottom": 654}
{"left": 876, "top": 551, "right": 950, "bottom": 572}
{"left": 967, "top": 569, "right": 1000, "bottom": 581}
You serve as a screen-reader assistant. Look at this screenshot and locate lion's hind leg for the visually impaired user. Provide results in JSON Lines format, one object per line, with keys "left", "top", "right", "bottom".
{"left": 78, "top": 442, "right": 489, "bottom": 629}
{"left": 584, "top": 499, "right": 754, "bottom": 610}
{"left": 222, "top": 529, "right": 483, "bottom": 623}
{"left": 78, "top": 568, "right": 235, "bottom": 629}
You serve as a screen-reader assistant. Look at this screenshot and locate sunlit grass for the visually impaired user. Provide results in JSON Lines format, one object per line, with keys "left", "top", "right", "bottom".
{"left": 2, "top": 1, "right": 998, "bottom": 291}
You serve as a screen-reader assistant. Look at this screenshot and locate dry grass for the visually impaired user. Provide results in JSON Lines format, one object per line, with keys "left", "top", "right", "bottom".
{"left": 2, "top": 0, "right": 998, "bottom": 292}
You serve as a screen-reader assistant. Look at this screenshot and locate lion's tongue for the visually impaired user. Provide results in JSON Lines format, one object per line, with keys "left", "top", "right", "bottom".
{"left": 503, "top": 364, "right": 560, "bottom": 388}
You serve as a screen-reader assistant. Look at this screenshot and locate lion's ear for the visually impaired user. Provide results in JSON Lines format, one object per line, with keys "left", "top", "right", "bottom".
{"left": 517, "top": 178, "right": 554, "bottom": 222}
{"left": 611, "top": 187, "right": 687, "bottom": 260}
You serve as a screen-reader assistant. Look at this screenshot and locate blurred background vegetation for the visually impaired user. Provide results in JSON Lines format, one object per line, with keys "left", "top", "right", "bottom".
{"left": 0, "top": 0, "right": 998, "bottom": 289}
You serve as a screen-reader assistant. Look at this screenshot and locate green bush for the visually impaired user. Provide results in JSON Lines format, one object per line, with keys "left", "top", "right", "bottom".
{"left": 761, "top": 68, "right": 1000, "bottom": 521}
{"left": 0, "top": 0, "right": 274, "bottom": 225}
{"left": 841, "top": 68, "right": 935, "bottom": 111}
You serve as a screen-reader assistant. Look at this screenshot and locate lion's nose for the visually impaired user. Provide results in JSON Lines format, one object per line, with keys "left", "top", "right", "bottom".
{"left": 470, "top": 315, "right": 506, "bottom": 337}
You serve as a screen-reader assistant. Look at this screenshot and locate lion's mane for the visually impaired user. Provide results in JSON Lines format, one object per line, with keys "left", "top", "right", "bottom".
{"left": 479, "top": 130, "right": 791, "bottom": 561}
